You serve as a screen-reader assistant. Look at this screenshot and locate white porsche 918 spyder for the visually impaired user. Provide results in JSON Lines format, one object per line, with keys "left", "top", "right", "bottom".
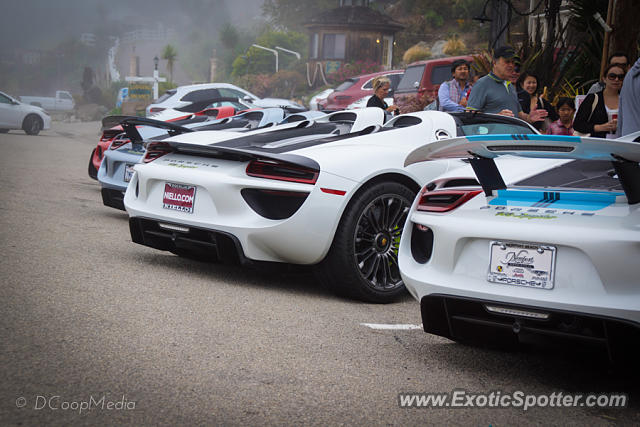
{"left": 124, "top": 111, "right": 538, "bottom": 302}
{"left": 399, "top": 132, "right": 640, "bottom": 360}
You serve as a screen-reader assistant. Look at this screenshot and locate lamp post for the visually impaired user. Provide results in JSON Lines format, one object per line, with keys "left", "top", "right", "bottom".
{"left": 153, "top": 55, "right": 159, "bottom": 100}
{"left": 252, "top": 44, "right": 278, "bottom": 72}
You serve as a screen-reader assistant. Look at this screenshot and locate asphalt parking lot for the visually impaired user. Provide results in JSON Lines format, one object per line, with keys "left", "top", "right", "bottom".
{"left": 1, "top": 121, "right": 639, "bottom": 426}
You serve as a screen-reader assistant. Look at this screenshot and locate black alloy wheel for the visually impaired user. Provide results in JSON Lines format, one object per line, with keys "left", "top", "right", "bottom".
{"left": 316, "top": 181, "right": 415, "bottom": 303}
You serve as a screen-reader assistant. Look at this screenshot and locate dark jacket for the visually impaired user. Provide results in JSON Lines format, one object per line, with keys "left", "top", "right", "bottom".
{"left": 366, "top": 95, "right": 388, "bottom": 110}
{"left": 518, "top": 91, "right": 559, "bottom": 131}
{"left": 573, "top": 91, "right": 609, "bottom": 138}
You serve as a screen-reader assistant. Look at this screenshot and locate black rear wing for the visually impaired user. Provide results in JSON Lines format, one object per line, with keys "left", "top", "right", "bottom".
{"left": 101, "top": 116, "right": 194, "bottom": 142}
{"left": 163, "top": 140, "right": 320, "bottom": 172}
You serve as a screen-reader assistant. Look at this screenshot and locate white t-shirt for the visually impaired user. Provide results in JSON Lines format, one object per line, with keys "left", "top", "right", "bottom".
{"left": 605, "top": 105, "right": 619, "bottom": 139}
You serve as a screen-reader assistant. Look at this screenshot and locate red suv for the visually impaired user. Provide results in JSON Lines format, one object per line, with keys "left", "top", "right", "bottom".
{"left": 394, "top": 55, "right": 475, "bottom": 113}
{"left": 319, "top": 70, "right": 404, "bottom": 111}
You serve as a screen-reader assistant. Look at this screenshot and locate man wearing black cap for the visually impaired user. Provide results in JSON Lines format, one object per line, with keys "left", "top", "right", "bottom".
{"left": 438, "top": 59, "right": 471, "bottom": 112}
{"left": 467, "top": 45, "right": 547, "bottom": 123}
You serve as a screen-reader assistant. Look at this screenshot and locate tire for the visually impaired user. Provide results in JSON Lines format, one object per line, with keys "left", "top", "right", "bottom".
{"left": 88, "top": 149, "right": 98, "bottom": 180}
{"left": 0, "top": 129, "right": 9, "bottom": 133}
{"left": 316, "top": 181, "right": 416, "bottom": 303}
{"left": 23, "top": 115, "right": 42, "bottom": 135}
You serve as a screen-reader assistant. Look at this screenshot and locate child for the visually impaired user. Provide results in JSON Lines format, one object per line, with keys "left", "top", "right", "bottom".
{"left": 548, "top": 97, "right": 575, "bottom": 135}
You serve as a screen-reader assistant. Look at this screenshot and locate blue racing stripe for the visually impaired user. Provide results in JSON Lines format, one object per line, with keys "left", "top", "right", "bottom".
{"left": 467, "top": 134, "right": 581, "bottom": 143}
{"left": 489, "top": 189, "right": 620, "bottom": 211}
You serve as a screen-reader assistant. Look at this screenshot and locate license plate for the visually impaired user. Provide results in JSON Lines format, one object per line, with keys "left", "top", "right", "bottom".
{"left": 162, "top": 182, "right": 196, "bottom": 213}
{"left": 487, "top": 241, "right": 556, "bottom": 289}
{"left": 124, "top": 164, "right": 135, "bottom": 182}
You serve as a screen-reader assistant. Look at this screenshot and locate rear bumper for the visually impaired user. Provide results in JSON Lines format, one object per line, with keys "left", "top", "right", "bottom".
{"left": 129, "top": 217, "right": 247, "bottom": 264}
{"left": 420, "top": 294, "right": 640, "bottom": 362}
{"left": 101, "top": 188, "right": 125, "bottom": 211}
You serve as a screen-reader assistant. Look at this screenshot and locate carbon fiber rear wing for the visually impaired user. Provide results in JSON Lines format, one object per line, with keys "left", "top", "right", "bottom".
{"left": 101, "top": 116, "right": 194, "bottom": 142}
{"left": 163, "top": 140, "right": 320, "bottom": 172}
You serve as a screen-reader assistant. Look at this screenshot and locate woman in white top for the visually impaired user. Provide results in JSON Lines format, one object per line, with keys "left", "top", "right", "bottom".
{"left": 574, "top": 63, "right": 624, "bottom": 138}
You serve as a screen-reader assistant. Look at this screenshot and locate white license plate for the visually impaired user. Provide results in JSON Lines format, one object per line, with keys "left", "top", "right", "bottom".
{"left": 124, "top": 164, "right": 135, "bottom": 182}
{"left": 162, "top": 182, "right": 196, "bottom": 213}
{"left": 487, "top": 241, "right": 556, "bottom": 289}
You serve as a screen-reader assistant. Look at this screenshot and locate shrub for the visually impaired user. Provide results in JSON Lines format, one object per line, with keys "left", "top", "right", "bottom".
{"left": 327, "top": 60, "right": 381, "bottom": 84}
{"left": 443, "top": 34, "right": 466, "bottom": 56}
{"left": 403, "top": 42, "right": 432, "bottom": 64}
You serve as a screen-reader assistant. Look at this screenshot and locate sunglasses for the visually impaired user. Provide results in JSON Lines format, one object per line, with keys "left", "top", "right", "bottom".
{"left": 607, "top": 73, "right": 625, "bottom": 81}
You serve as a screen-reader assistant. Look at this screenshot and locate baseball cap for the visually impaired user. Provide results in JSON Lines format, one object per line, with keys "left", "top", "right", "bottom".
{"left": 493, "top": 45, "right": 520, "bottom": 62}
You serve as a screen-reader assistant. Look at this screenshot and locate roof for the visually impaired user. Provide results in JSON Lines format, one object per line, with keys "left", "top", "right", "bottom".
{"left": 305, "top": 6, "right": 404, "bottom": 32}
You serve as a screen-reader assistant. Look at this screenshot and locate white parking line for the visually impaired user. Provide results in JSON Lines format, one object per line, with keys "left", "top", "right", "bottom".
{"left": 360, "top": 323, "right": 423, "bottom": 330}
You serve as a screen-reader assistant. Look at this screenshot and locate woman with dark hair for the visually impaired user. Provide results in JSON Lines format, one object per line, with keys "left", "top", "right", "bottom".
{"left": 517, "top": 72, "right": 558, "bottom": 132}
{"left": 573, "top": 63, "right": 625, "bottom": 138}
{"left": 548, "top": 97, "right": 575, "bottom": 135}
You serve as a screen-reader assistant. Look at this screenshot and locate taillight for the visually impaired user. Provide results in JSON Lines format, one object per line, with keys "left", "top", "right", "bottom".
{"left": 143, "top": 142, "right": 173, "bottom": 163}
{"left": 417, "top": 189, "right": 482, "bottom": 212}
{"left": 110, "top": 133, "right": 130, "bottom": 150}
{"left": 149, "top": 107, "right": 165, "bottom": 113}
{"left": 246, "top": 160, "right": 319, "bottom": 184}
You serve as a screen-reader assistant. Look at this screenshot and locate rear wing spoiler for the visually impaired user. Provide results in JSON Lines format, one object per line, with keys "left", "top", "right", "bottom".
{"left": 162, "top": 140, "right": 320, "bottom": 172}
{"left": 404, "top": 134, "right": 640, "bottom": 204}
{"left": 102, "top": 116, "right": 194, "bottom": 142}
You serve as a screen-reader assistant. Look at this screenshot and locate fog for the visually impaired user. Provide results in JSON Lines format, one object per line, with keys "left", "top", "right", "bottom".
{"left": 0, "top": 0, "right": 265, "bottom": 50}
{"left": 0, "top": 0, "right": 266, "bottom": 93}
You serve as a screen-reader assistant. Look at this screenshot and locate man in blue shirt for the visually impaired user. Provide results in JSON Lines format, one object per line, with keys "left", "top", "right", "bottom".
{"left": 467, "top": 46, "right": 546, "bottom": 123}
{"left": 438, "top": 59, "right": 471, "bottom": 112}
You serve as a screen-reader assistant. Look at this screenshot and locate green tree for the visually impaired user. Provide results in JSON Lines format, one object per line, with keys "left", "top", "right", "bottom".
{"left": 232, "top": 29, "right": 307, "bottom": 77}
{"left": 162, "top": 44, "right": 178, "bottom": 83}
{"left": 220, "top": 23, "right": 239, "bottom": 50}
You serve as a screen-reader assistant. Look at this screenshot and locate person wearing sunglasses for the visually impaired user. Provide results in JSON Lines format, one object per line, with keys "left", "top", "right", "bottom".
{"left": 587, "top": 52, "right": 631, "bottom": 95}
{"left": 573, "top": 63, "right": 625, "bottom": 138}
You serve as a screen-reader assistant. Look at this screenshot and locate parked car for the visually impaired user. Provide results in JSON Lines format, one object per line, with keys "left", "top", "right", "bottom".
{"left": 146, "top": 83, "right": 304, "bottom": 117}
{"left": 98, "top": 108, "right": 318, "bottom": 209}
{"left": 123, "top": 111, "right": 538, "bottom": 303}
{"left": 318, "top": 70, "right": 404, "bottom": 111}
{"left": 399, "top": 131, "right": 640, "bottom": 362}
{"left": 148, "top": 97, "right": 251, "bottom": 122}
{"left": 0, "top": 90, "right": 51, "bottom": 135}
{"left": 394, "top": 55, "right": 475, "bottom": 113}
{"left": 308, "top": 88, "right": 334, "bottom": 111}
{"left": 19, "top": 90, "right": 75, "bottom": 112}
{"left": 88, "top": 105, "right": 241, "bottom": 180}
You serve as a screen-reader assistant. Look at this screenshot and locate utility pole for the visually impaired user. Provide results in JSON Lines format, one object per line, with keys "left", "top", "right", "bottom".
{"left": 599, "top": 0, "right": 615, "bottom": 78}
{"left": 489, "top": 0, "right": 511, "bottom": 50}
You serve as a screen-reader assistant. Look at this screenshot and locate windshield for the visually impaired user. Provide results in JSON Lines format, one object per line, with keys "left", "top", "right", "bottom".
{"left": 335, "top": 79, "right": 357, "bottom": 92}
{"left": 459, "top": 122, "right": 534, "bottom": 136}
{"left": 396, "top": 65, "right": 425, "bottom": 92}
{"left": 155, "top": 90, "right": 176, "bottom": 103}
